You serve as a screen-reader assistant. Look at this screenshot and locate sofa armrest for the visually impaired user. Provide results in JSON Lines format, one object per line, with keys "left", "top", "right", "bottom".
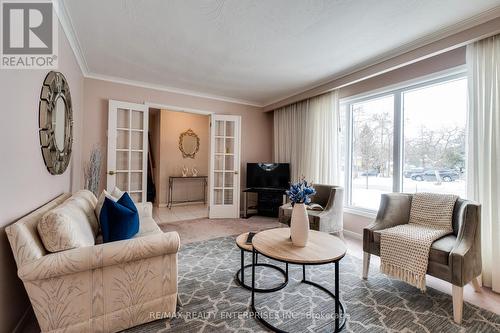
{"left": 18, "top": 231, "right": 180, "bottom": 281}
{"left": 316, "top": 187, "right": 344, "bottom": 233}
{"left": 364, "top": 193, "right": 411, "bottom": 232}
{"left": 363, "top": 193, "right": 411, "bottom": 253}
{"left": 450, "top": 201, "right": 481, "bottom": 286}
{"left": 320, "top": 187, "right": 343, "bottom": 215}
{"left": 135, "top": 202, "right": 153, "bottom": 218}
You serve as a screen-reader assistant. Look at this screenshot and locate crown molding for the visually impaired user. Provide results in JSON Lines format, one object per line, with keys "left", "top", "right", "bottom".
{"left": 53, "top": 1, "right": 500, "bottom": 110}
{"left": 85, "top": 72, "right": 264, "bottom": 107}
{"left": 53, "top": 0, "right": 263, "bottom": 107}
{"left": 52, "top": 0, "right": 89, "bottom": 76}
{"left": 262, "top": 5, "right": 500, "bottom": 109}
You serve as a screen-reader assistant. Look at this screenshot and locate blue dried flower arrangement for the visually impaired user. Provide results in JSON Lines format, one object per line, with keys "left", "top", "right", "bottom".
{"left": 286, "top": 178, "right": 316, "bottom": 205}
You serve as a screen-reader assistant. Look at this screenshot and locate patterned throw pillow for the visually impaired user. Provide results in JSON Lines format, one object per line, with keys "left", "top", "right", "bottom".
{"left": 38, "top": 199, "right": 96, "bottom": 252}
{"left": 99, "top": 192, "right": 139, "bottom": 242}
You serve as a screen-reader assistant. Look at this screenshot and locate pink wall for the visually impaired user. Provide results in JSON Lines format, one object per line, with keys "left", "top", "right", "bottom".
{"left": 82, "top": 78, "right": 273, "bottom": 195}
{"left": 339, "top": 47, "right": 466, "bottom": 99}
{"left": 0, "top": 25, "right": 84, "bottom": 331}
{"left": 155, "top": 110, "right": 210, "bottom": 206}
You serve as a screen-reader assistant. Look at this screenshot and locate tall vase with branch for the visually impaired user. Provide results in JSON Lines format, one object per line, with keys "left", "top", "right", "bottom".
{"left": 84, "top": 146, "right": 102, "bottom": 196}
{"left": 286, "top": 178, "right": 316, "bottom": 247}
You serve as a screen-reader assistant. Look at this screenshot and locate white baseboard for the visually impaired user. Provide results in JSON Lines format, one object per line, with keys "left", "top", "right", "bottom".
{"left": 343, "top": 229, "right": 363, "bottom": 240}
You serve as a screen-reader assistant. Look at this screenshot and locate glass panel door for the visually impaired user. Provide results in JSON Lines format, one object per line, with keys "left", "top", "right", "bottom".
{"left": 209, "top": 115, "right": 241, "bottom": 218}
{"left": 107, "top": 100, "right": 148, "bottom": 203}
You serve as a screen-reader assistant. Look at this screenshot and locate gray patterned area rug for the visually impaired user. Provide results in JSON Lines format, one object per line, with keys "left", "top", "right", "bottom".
{"left": 125, "top": 236, "right": 500, "bottom": 333}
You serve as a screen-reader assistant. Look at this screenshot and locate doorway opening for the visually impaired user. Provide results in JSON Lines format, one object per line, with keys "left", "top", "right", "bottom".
{"left": 148, "top": 108, "right": 210, "bottom": 223}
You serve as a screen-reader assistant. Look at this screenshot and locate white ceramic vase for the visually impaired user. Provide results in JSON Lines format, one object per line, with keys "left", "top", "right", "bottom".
{"left": 290, "top": 203, "right": 309, "bottom": 247}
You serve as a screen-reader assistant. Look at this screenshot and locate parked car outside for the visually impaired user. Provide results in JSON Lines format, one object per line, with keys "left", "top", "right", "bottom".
{"left": 403, "top": 167, "right": 425, "bottom": 178}
{"left": 360, "top": 169, "right": 379, "bottom": 176}
{"left": 411, "top": 169, "right": 460, "bottom": 182}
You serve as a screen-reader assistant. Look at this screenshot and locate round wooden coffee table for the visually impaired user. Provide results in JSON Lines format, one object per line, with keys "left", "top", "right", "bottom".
{"left": 235, "top": 232, "right": 288, "bottom": 292}
{"left": 251, "top": 228, "right": 347, "bottom": 332}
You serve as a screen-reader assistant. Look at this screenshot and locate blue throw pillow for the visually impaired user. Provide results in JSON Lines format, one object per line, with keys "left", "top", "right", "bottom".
{"left": 99, "top": 192, "right": 139, "bottom": 243}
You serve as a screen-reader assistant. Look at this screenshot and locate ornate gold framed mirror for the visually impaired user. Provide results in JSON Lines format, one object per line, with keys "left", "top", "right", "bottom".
{"left": 39, "top": 71, "right": 73, "bottom": 175}
{"left": 179, "top": 129, "right": 200, "bottom": 158}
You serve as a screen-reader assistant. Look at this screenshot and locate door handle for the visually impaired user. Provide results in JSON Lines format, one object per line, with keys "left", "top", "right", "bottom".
{"left": 108, "top": 171, "right": 116, "bottom": 175}
{"left": 234, "top": 171, "right": 239, "bottom": 175}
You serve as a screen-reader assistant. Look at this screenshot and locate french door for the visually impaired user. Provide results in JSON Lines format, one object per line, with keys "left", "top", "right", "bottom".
{"left": 209, "top": 115, "right": 241, "bottom": 218}
{"left": 107, "top": 100, "right": 149, "bottom": 203}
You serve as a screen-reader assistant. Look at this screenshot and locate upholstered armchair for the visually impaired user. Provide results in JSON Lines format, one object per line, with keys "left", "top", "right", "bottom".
{"left": 279, "top": 185, "right": 344, "bottom": 237}
{"left": 362, "top": 193, "right": 482, "bottom": 324}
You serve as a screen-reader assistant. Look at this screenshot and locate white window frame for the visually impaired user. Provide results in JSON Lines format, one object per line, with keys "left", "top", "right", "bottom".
{"left": 340, "top": 67, "right": 467, "bottom": 215}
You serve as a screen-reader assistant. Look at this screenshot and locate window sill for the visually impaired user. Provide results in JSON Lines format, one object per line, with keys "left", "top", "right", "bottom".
{"left": 344, "top": 207, "right": 377, "bottom": 219}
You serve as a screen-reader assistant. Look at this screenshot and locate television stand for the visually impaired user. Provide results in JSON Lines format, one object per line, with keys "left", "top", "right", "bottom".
{"left": 242, "top": 187, "right": 287, "bottom": 218}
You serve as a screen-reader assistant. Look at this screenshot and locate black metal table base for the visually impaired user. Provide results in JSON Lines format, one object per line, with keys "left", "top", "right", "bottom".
{"left": 251, "top": 250, "right": 346, "bottom": 333}
{"left": 235, "top": 250, "right": 288, "bottom": 292}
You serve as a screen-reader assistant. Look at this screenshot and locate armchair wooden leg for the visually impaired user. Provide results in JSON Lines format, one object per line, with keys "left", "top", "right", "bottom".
{"left": 362, "top": 252, "right": 370, "bottom": 279}
{"left": 452, "top": 285, "right": 463, "bottom": 324}
{"left": 471, "top": 276, "right": 482, "bottom": 292}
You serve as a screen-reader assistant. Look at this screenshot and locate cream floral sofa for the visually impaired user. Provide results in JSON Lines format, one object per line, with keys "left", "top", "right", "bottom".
{"left": 6, "top": 190, "right": 180, "bottom": 333}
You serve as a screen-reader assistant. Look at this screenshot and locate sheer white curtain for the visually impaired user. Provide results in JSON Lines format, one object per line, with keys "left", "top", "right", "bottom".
{"left": 273, "top": 90, "right": 340, "bottom": 185}
{"left": 467, "top": 35, "right": 500, "bottom": 293}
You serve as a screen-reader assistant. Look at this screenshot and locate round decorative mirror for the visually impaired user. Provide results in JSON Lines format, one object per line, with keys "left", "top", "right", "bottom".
{"left": 179, "top": 129, "right": 200, "bottom": 158}
{"left": 54, "top": 97, "right": 66, "bottom": 150}
{"left": 39, "top": 71, "right": 73, "bottom": 175}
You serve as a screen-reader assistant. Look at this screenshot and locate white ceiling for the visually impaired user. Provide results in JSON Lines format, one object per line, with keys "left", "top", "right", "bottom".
{"left": 62, "top": 0, "right": 500, "bottom": 106}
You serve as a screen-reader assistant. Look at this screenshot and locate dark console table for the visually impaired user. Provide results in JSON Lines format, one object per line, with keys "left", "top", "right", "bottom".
{"left": 242, "top": 187, "right": 287, "bottom": 218}
{"left": 168, "top": 176, "right": 208, "bottom": 208}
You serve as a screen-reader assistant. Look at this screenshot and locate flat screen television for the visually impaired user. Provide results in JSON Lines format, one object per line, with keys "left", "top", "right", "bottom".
{"left": 246, "top": 163, "right": 290, "bottom": 189}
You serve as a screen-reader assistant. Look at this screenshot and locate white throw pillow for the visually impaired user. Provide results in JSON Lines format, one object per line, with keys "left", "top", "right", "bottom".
{"left": 112, "top": 187, "right": 138, "bottom": 211}
{"left": 38, "top": 199, "right": 96, "bottom": 252}
{"left": 111, "top": 187, "right": 124, "bottom": 199}
{"left": 94, "top": 189, "right": 118, "bottom": 221}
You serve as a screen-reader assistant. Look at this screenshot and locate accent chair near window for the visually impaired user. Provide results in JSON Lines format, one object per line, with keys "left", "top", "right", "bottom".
{"left": 362, "top": 193, "right": 482, "bottom": 324}
{"left": 279, "top": 185, "right": 344, "bottom": 237}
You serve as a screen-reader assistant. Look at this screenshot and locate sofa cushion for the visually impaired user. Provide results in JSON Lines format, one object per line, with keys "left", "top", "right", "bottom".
{"left": 134, "top": 216, "right": 161, "bottom": 238}
{"left": 99, "top": 192, "right": 140, "bottom": 242}
{"left": 38, "top": 198, "right": 96, "bottom": 252}
{"left": 373, "top": 230, "right": 455, "bottom": 265}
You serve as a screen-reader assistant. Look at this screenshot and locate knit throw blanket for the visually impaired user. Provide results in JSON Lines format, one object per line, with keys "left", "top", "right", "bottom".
{"left": 380, "top": 193, "right": 458, "bottom": 291}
